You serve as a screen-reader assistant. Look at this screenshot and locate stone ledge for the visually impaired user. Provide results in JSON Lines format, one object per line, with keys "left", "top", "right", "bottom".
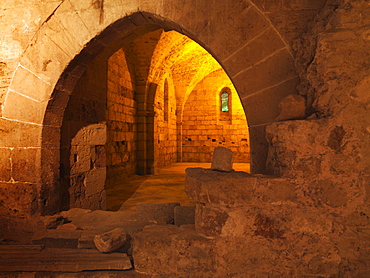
{"left": 185, "top": 168, "right": 296, "bottom": 207}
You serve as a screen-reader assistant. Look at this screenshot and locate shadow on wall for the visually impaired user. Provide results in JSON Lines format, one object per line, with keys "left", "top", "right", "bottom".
{"left": 59, "top": 55, "right": 109, "bottom": 211}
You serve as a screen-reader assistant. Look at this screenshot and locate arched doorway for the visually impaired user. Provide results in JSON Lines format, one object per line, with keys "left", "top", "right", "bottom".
{"left": 58, "top": 27, "right": 251, "bottom": 211}
{"left": 2, "top": 3, "right": 299, "bottom": 216}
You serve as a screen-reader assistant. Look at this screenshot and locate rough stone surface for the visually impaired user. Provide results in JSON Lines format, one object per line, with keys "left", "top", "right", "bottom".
{"left": 94, "top": 228, "right": 127, "bottom": 253}
{"left": 1, "top": 0, "right": 370, "bottom": 277}
{"left": 0, "top": 247, "right": 132, "bottom": 272}
{"left": 135, "top": 202, "right": 180, "bottom": 224}
{"left": 211, "top": 147, "right": 234, "bottom": 172}
{"left": 133, "top": 225, "right": 217, "bottom": 277}
{"left": 42, "top": 215, "right": 66, "bottom": 229}
{"left": 174, "top": 205, "right": 195, "bottom": 226}
{"left": 276, "top": 94, "right": 306, "bottom": 121}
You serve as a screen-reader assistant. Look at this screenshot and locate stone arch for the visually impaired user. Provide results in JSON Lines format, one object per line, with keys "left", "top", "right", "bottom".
{"left": 2, "top": 0, "right": 299, "bottom": 215}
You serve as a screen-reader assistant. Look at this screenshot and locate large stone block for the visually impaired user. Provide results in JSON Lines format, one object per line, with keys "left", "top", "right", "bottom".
{"left": 133, "top": 225, "right": 217, "bottom": 276}
{"left": 211, "top": 147, "right": 234, "bottom": 172}
{"left": 136, "top": 202, "right": 180, "bottom": 224}
{"left": 186, "top": 168, "right": 295, "bottom": 207}
{"left": 2, "top": 90, "right": 47, "bottom": 124}
{"left": 85, "top": 168, "right": 106, "bottom": 197}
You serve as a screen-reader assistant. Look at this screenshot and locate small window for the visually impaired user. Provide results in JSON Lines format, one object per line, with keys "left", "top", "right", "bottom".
{"left": 221, "top": 91, "right": 229, "bottom": 112}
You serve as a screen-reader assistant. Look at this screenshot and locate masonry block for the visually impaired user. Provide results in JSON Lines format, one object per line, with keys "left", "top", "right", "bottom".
{"left": 0, "top": 148, "right": 11, "bottom": 182}
{"left": 11, "top": 148, "right": 41, "bottom": 183}
{"left": 0, "top": 182, "right": 38, "bottom": 216}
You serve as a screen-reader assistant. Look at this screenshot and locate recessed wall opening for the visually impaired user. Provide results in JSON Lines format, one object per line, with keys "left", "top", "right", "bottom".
{"left": 59, "top": 27, "right": 250, "bottom": 212}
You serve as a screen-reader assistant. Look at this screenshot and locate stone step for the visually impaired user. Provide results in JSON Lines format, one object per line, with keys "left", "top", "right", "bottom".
{"left": 0, "top": 245, "right": 132, "bottom": 272}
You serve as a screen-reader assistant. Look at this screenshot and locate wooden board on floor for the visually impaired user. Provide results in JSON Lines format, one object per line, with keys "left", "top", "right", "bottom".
{"left": 0, "top": 246, "right": 132, "bottom": 272}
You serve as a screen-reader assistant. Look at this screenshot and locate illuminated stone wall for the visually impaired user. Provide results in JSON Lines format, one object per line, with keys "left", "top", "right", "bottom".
{"left": 106, "top": 49, "right": 137, "bottom": 188}
{"left": 154, "top": 77, "right": 177, "bottom": 169}
{"left": 182, "top": 71, "right": 249, "bottom": 162}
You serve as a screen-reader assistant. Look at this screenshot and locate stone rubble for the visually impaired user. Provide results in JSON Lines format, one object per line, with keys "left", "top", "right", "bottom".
{"left": 94, "top": 228, "right": 127, "bottom": 253}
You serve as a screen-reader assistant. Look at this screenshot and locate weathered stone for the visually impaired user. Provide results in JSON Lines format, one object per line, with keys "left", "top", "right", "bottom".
{"left": 133, "top": 225, "right": 216, "bottom": 276}
{"left": 94, "top": 228, "right": 127, "bottom": 253}
{"left": 211, "top": 147, "right": 234, "bottom": 172}
{"left": 42, "top": 215, "right": 66, "bottom": 229}
{"left": 135, "top": 202, "right": 180, "bottom": 224}
{"left": 57, "top": 223, "right": 81, "bottom": 230}
{"left": 174, "top": 205, "right": 195, "bottom": 226}
{"left": 276, "top": 94, "right": 306, "bottom": 121}
{"left": 186, "top": 168, "right": 295, "bottom": 206}
{"left": 0, "top": 246, "right": 132, "bottom": 272}
{"left": 195, "top": 204, "right": 229, "bottom": 237}
{"left": 32, "top": 229, "right": 84, "bottom": 249}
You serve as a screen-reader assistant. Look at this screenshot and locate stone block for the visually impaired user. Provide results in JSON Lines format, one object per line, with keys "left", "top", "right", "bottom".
{"left": 20, "top": 29, "right": 71, "bottom": 86}
{"left": 70, "top": 145, "right": 91, "bottom": 175}
{"left": 136, "top": 202, "right": 180, "bottom": 224}
{"left": 84, "top": 167, "right": 106, "bottom": 197}
{"left": 174, "top": 206, "right": 195, "bottom": 226}
{"left": 276, "top": 94, "right": 306, "bottom": 121}
{"left": 11, "top": 148, "right": 41, "bottom": 183}
{"left": 9, "top": 66, "right": 52, "bottom": 102}
{"left": 32, "top": 229, "right": 83, "bottom": 248}
{"left": 2, "top": 90, "right": 46, "bottom": 124}
{"left": 233, "top": 49, "right": 297, "bottom": 97}
{"left": 211, "top": 146, "right": 234, "bottom": 172}
{"left": 42, "top": 215, "right": 66, "bottom": 229}
{"left": 0, "top": 148, "right": 11, "bottom": 182}
{"left": 94, "top": 228, "right": 127, "bottom": 253}
{"left": 0, "top": 182, "right": 38, "bottom": 217}
{"left": 133, "top": 224, "right": 216, "bottom": 276}
{"left": 185, "top": 168, "right": 295, "bottom": 207}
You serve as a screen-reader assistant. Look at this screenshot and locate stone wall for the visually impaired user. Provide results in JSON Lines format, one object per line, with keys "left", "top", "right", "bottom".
{"left": 60, "top": 56, "right": 107, "bottom": 211}
{"left": 106, "top": 49, "right": 137, "bottom": 188}
{"left": 264, "top": 0, "right": 370, "bottom": 276}
{"left": 181, "top": 72, "right": 249, "bottom": 163}
{"left": 154, "top": 77, "right": 177, "bottom": 169}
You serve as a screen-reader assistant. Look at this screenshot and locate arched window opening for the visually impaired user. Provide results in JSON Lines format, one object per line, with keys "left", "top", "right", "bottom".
{"left": 219, "top": 87, "right": 232, "bottom": 122}
{"left": 221, "top": 91, "right": 229, "bottom": 112}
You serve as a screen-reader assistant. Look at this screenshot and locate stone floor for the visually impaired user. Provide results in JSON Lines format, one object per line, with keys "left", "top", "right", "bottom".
{"left": 106, "top": 162, "right": 250, "bottom": 212}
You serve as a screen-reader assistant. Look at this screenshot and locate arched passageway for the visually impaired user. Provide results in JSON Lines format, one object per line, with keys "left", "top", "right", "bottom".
{"left": 59, "top": 28, "right": 250, "bottom": 211}
{"left": 1, "top": 2, "right": 299, "bottom": 216}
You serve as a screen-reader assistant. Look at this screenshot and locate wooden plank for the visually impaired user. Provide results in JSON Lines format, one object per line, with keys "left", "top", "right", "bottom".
{"left": 0, "top": 248, "right": 132, "bottom": 272}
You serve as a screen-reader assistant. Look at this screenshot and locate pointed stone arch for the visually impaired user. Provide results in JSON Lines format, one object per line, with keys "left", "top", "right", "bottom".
{"left": 2, "top": 0, "right": 299, "bottom": 215}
